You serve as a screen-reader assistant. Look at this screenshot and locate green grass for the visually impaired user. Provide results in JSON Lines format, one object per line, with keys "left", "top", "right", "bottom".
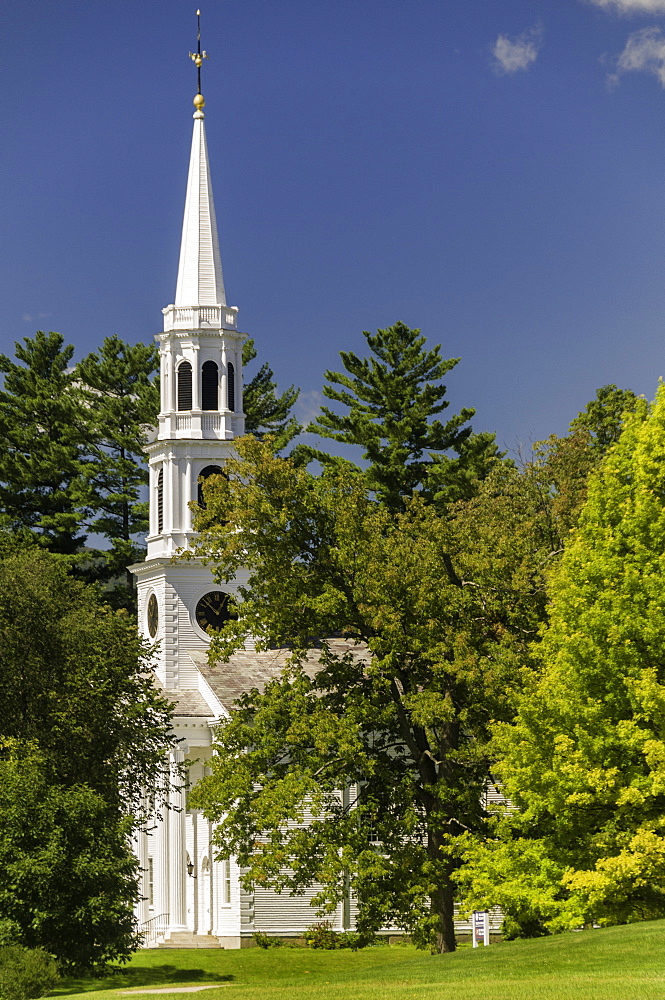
{"left": 55, "top": 919, "right": 665, "bottom": 1000}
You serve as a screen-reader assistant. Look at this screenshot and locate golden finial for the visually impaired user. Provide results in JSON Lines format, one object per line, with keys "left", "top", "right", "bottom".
{"left": 189, "top": 9, "right": 209, "bottom": 106}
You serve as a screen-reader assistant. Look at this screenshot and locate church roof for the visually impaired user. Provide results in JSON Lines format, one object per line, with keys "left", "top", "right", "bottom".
{"left": 174, "top": 106, "right": 226, "bottom": 307}
{"left": 188, "top": 640, "right": 369, "bottom": 716}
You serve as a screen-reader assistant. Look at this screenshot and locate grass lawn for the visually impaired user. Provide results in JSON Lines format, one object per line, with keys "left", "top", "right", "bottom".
{"left": 54, "top": 919, "right": 665, "bottom": 1000}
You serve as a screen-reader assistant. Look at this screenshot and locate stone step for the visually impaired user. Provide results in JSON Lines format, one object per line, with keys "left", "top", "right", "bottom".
{"left": 158, "top": 932, "right": 222, "bottom": 949}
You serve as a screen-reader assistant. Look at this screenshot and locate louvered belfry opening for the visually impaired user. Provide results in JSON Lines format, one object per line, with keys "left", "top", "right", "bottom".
{"left": 157, "top": 468, "right": 164, "bottom": 534}
{"left": 227, "top": 362, "right": 235, "bottom": 412}
{"left": 201, "top": 360, "right": 219, "bottom": 410}
{"left": 177, "top": 361, "right": 193, "bottom": 410}
{"left": 198, "top": 465, "right": 225, "bottom": 509}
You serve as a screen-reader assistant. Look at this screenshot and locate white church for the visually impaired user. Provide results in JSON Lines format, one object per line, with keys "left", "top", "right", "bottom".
{"left": 130, "top": 51, "right": 494, "bottom": 950}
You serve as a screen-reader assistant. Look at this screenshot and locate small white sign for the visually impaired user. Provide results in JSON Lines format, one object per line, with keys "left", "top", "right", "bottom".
{"left": 472, "top": 910, "right": 490, "bottom": 947}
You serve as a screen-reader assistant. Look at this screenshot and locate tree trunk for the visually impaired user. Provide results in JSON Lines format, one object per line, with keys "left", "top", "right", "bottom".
{"left": 428, "top": 828, "right": 457, "bottom": 953}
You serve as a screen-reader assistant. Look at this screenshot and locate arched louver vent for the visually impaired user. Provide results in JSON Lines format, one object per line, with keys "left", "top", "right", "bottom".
{"left": 201, "top": 360, "right": 219, "bottom": 411}
{"left": 177, "top": 361, "right": 193, "bottom": 411}
{"left": 198, "top": 464, "right": 225, "bottom": 509}
{"left": 227, "top": 362, "right": 235, "bottom": 412}
{"left": 157, "top": 468, "right": 164, "bottom": 534}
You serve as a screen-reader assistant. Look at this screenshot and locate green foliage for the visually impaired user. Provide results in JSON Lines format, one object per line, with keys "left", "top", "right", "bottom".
{"left": 190, "top": 439, "right": 549, "bottom": 953}
{"left": 0, "top": 944, "right": 59, "bottom": 1000}
{"left": 304, "top": 922, "right": 341, "bottom": 949}
{"left": 0, "top": 332, "right": 91, "bottom": 554}
{"left": 305, "top": 322, "right": 500, "bottom": 511}
{"left": 0, "top": 545, "right": 176, "bottom": 970}
{"left": 242, "top": 338, "right": 301, "bottom": 452}
{"left": 532, "top": 384, "right": 639, "bottom": 537}
{"left": 0, "top": 741, "right": 139, "bottom": 974}
{"left": 458, "top": 385, "right": 665, "bottom": 932}
{"left": 75, "top": 336, "right": 159, "bottom": 607}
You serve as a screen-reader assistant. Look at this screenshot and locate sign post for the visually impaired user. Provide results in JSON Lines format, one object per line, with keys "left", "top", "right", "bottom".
{"left": 472, "top": 910, "right": 490, "bottom": 948}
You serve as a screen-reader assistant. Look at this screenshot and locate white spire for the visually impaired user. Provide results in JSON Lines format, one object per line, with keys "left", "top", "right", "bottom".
{"left": 174, "top": 108, "right": 226, "bottom": 307}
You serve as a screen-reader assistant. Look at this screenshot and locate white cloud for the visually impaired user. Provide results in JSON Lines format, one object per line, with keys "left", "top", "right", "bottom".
{"left": 21, "top": 312, "right": 50, "bottom": 324}
{"left": 492, "top": 25, "right": 544, "bottom": 76}
{"left": 588, "top": 0, "right": 665, "bottom": 14}
{"left": 294, "top": 389, "right": 324, "bottom": 428}
{"left": 613, "top": 26, "right": 665, "bottom": 85}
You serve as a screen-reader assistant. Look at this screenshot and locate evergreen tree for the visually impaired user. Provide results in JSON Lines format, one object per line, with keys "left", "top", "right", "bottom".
{"left": 0, "top": 332, "right": 91, "bottom": 554}
{"left": 242, "top": 338, "right": 301, "bottom": 451}
{"left": 76, "top": 336, "right": 159, "bottom": 604}
{"left": 307, "top": 321, "right": 499, "bottom": 510}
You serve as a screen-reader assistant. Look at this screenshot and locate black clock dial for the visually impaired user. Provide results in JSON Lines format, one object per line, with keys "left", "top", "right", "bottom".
{"left": 195, "top": 590, "right": 235, "bottom": 634}
{"left": 147, "top": 593, "right": 159, "bottom": 638}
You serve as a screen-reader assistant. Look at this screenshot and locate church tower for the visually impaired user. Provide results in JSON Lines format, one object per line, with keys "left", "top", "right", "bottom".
{"left": 132, "top": 35, "right": 246, "bottom": 692}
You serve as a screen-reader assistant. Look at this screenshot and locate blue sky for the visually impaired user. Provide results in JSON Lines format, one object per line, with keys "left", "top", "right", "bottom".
{"left": 3, "top": 0, "right": 665, "bottom": 453}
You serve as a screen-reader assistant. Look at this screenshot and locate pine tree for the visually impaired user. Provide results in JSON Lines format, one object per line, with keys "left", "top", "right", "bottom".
{"left": 0, "top": 332, "right": 91, "bottom": 554}
{"left": 307, "top": 321, "right": 499, "bottom": 511}
{"left": 242, "top": 338, "right": 301, "bottom": 451}
{"left": 76, "top": 336, "right": 159, "bottom": 604}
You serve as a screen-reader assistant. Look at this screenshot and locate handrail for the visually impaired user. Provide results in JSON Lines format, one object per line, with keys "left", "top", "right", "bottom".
{"left": 140, "top": 912, "right": 169, "bottom": 947}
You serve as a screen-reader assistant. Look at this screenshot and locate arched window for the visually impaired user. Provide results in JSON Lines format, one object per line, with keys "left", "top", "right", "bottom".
{"left": 177, "top": 361, "right": 193, "bottom": 411}
{"left": 157, "top": 468, "right": 164, "bottom": 534}
{"left": 198, "top": 464, "right": 225, "bottom": 509}
{"left": 227, "top": 362, "right": 235, "bottom": 412}
{"left": 201, "top": 360, "right": 219, "bottom": 411}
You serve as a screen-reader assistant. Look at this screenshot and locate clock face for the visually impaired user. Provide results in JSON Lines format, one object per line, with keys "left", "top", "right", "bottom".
{"left": 147, "top": 594, "right": 159, "bottom": 638}
{"left": 195, "top": 590, "right": 235, "bottom": 634}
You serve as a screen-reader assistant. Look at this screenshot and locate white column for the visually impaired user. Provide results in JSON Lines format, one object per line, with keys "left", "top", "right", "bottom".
{"left": 169, "top": 749, "right": 188, "bottom": 932}
{"left": 167, "top": 344, "right": 177, "bottom": 413}
{"left": 137, "top": 825, "right": 150, "bottom": 925}
{"left": 192, "top": 347, "right": 201, "bottom": 411}
{"left": 156, "top": 811, "right": 169, "bottom": 919}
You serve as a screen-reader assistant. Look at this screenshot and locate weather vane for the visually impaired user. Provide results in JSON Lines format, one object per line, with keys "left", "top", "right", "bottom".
{"left": 189, "top": 9, "right": 209, "bottom": 107}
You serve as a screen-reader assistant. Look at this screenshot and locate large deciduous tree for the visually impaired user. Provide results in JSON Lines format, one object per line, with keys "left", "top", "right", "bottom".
{"left": 457, "top": 386, "right": 665, "bottom": 933}
{"left": 189, "top": 439, "right": 549, "bottom": 952}
{"left": 305, "top": 321, "right": 499, "bottom": 510}
{"left": 0, "top": 543, "right": 176, "bottom": 969}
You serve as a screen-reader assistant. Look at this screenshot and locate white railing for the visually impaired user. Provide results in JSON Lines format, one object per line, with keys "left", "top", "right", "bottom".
{"left": 162, "top": 304, "right": 239, "bottom": 332}
{"left": 176, "top": 415, "right": 192, "bottom": 431}
{"left": 141, "top": 912, "right": 169, "bottom": 948}
{"left": 202, "top": 414, "right": 222, "bottom": 432}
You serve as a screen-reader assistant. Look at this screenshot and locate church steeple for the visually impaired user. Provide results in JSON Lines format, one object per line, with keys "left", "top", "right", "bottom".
{"left": 174, "top": 102, "right": 225, "bottom": 307}
{"left": 162, "top": 12, "right": 237, "bottom": 334}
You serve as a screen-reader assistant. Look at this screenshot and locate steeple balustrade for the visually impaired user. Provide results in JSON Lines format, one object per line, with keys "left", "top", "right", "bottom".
{"left": 162, "top": 304, "right": 238, "bottom": 332}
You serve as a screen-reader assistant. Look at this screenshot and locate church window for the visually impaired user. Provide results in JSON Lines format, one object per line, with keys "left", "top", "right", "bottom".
{"left": 201, "top": 360, "right": 219, "bottom": 410}
{"left": 197, "top": 465, "right": 225, "bottom": 508}
{"left": 222, "top": 858, "right": 231, "bottom": 904}
{"left": 227, "top": 362, "right": 235, "bottom": 412}
{"left": 157, "top": 468, "right": 164, "bottom": 534}
{"left": 177, "top": 360, "right": 193, "bottom": 410}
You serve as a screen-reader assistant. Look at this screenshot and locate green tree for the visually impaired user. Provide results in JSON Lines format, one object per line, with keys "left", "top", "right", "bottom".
{"left": 0, "top": 740, "right": 138, "bottom": 973}
{"left": 532, "top": 384, "right": 639, "bottom": 537}
{"left": 306, "top": 322, "right": 499, "bottom": 510}
{"left": 76, "top": 336, "right": 159, "bottom": 605}
{"left": 242, "top": 338, "right": 301, "bottom": 451}
{"left": 457, "top": 387, "right": 665, "bottom": 933}
{"left": 0, "top": 543, "right": 176, "bottom": 968}
{"left": 0, "top": 332, "right": 91, "bottom": 554}
{"left": 190, "top": 438, "right": 546, "bottom": 952}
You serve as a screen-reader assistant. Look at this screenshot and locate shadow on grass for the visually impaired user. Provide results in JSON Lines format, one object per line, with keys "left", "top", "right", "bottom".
{"left": 55, "top": 966, "right": 234, "bottom": 995}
